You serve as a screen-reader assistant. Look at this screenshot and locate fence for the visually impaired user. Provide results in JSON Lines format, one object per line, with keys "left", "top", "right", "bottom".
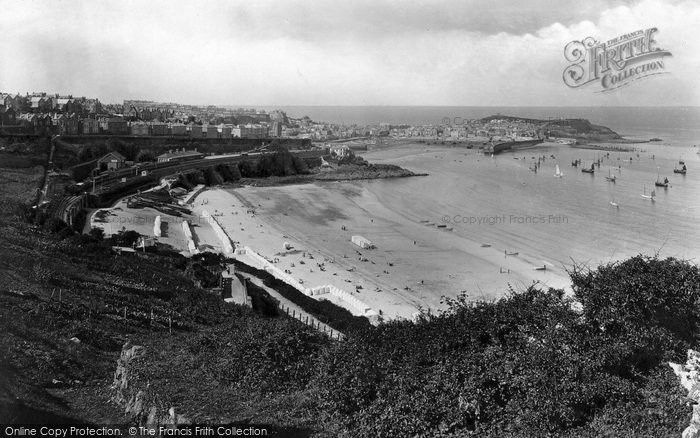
{"left": 276, "top": 301, "right": 345, "bottom": 341}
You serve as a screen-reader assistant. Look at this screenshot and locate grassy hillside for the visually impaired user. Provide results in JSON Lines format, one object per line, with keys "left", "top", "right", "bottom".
{"left": 0, "top": 163, "right": 329, "bottom": 428}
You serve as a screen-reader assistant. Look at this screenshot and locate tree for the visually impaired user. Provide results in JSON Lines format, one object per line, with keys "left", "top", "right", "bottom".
{"left": 135, "top": 151, "right": 155, "bottom": 162}
{"left": 88, "top": 227, "right": 104, "bottom": 241}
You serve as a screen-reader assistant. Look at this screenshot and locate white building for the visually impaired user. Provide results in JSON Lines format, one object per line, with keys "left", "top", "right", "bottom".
{"left": 329, "top": 144, "right": 350, "bottom": 158}
{"left": 351, "top": 235, "right": 374, "bottom": 249}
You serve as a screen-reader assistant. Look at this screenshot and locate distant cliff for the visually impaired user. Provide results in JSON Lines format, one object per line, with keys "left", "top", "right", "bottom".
{"left": 480, "top": 115, "right": 623, "bottom": 142}
{"left": 542, "top": 119, "right": 622, "bottom": 141}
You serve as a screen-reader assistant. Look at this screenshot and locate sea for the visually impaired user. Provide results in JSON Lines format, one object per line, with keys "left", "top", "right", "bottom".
{"left": 282, "top": 106, "right": 700, "bottom": 275}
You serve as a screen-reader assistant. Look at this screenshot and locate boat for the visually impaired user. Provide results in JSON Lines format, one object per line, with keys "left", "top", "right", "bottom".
{"left": 481, "top": 243, "right": 491, "bottom": 248}
{"left": 533, "top": 265, "right": 547, "bottom": 271}
{"left": 581, "top": 163, "right": 595, "bottom": 174}
{"left": 504, "top": 250, "right": 519, "bottom": 256}
{"left": 605, "top": 168, "right": 616, "bottom": 182}
{"left": 674, "top": 163, "right": 687, "bottom": 174}
{"left": 554, "top": 164, "right": 563, "bottom": 178}
{"left": 679, "top": 159, "right": 685, "bottom": 165}
{"left": 609, "top": 199, "right": 619, "bottom": 208}
{"left": 655, "top": 167, "right": 669, "bottom": 188}
{"left": 641, "top": 184, "right": 656, "bottom": 201}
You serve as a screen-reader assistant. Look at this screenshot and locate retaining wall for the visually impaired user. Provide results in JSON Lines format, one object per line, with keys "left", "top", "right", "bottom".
{"left": 181, "top": 221, "right": 197, "bottom": 254}
{"left": 201, "top": 210, "right": 233, "bottom": 253}
{"left": 234, "top": 246, "right": 376, "bottom": 316}
{"left": 179, "top": 184, "right": 206, "bottom": 206}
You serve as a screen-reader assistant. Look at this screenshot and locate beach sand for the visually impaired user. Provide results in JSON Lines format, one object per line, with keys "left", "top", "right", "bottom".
{"left": 191, "top": 184, "right": 571, "bottom": 320}
{"left": 88, "top": 194, "right": 222, "bottom": 255}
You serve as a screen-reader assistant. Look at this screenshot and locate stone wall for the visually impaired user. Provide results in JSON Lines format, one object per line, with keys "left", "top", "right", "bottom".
{"left": 202, "top": 210, "right": 233, "bottom": 253}
{"left": 181, "top": 220, "right": 197, "bottom": 253}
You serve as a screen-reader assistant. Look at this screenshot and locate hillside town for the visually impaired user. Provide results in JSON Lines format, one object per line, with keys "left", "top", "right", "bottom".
{"left": 1, "top": 91, "right": 560, "bottom": 144}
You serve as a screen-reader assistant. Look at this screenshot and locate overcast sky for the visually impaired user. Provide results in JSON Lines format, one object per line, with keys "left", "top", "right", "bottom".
{"left": 0, "top": 0, "right": 698, "bottom": 106}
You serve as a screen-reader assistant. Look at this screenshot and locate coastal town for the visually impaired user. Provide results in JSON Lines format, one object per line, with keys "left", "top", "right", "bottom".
{"left": 2, "top": 91, "right": 591, "bottom": 144}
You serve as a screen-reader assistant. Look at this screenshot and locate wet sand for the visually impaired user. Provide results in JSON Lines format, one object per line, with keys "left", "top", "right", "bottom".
{"left": 192, "top": 185, "right": 571, "bottom": 320}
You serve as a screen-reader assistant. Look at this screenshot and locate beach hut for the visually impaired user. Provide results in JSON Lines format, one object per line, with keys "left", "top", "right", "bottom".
{"left": 154, "top": 215, "right": 161, "bottom": 237}
{"left": 351, "top": 235, "right": 374, "bottom": 249}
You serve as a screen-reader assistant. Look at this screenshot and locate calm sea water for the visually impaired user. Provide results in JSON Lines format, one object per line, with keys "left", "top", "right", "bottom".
{"left": 336, "top": 106, "right": 700, "bottom": 273}
{"left": 268, "top": 105, "right": 700, "bottom": 134}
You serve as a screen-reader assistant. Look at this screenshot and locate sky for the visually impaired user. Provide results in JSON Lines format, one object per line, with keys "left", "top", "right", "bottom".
{"left": 0, "top": 0, "right": 699, "bottom": 106}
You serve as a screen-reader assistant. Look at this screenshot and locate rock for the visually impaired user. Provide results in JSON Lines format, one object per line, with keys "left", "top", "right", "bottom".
{"left": 111, "top": 342, "right": 189, "bottom": 427}
{"left": 112, "top": 342, "right": 147, "bottom": 423}
{"left": 670, "top": 349, "right": 700, "bottom": 438}
{"left": 683, "top": 424, "right": 699, "bottom": 438}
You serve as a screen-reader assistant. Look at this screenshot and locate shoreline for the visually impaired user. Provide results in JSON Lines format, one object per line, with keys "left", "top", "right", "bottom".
{"left": 190, "top": 183, "right": 573, "bottom": 320}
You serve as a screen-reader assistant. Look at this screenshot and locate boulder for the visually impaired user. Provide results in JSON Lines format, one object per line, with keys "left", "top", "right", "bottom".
{"left": 670, "top": 350, "right": 700, "bottom": 438}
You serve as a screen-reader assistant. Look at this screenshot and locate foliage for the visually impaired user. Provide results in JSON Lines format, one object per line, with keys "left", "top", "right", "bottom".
{"left": 107, "top": 229, "right": 140, "bottom": 247}
{"left": 87, "top": 227, "right": 104, "bottom": 241}
{"left": 571, "top": 255, "right": 700, "bottom": 355}
{"left": 135, "top": 150, "right": 155, "bottom": 162}
{"left": 309, "top": 258, "right": 698, "bottom": 437}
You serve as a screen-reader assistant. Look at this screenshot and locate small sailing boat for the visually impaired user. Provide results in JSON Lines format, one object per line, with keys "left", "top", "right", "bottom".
{"left": 674, "top": 163, "right": 687, "bottom": 174}
{"left": 581, "top": 162, "right": 595, "bottom": 174}
{"left": 609, "top": 197, "right": 619, "bottom": 208}
{"left": 554, "top": 164, "right": 563, "bottom": 178}
{"left": 641, "top": 184, "right": 656, "bottom": 201}
{"left": 605, "top": 168, "right": 616, "bottom": 182}
{"left": 655, "top": 167, "right": 669, "bottom": 188}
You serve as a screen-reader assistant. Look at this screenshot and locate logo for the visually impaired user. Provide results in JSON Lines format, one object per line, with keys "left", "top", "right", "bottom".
{"left": 563, "top": 27, "right": 672, "bottom": 92}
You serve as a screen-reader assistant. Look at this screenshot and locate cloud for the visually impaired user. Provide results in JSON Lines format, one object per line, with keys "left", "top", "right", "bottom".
{"left": 0, "top": 0, "right": 697, "bottom": 106}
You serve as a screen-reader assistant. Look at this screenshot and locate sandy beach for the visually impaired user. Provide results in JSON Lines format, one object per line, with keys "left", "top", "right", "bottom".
{"left": 190, "top": 183, "right": 572, "bottom": 320}
{"left": 88, "top": 191, "right": 222, "bottom": 255}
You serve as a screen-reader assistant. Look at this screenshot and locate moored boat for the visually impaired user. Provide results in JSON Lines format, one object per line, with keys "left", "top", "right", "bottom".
{"left": 605, "top": 168, "right": 616, "bottom": 182}
{"left": 674, "top": 163, "right": 687, "bottom": 174}
{"left": 581, "top": 163, "right": 595, "bottom": 174}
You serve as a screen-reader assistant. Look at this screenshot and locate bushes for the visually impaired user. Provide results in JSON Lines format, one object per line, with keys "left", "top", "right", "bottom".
{"left": 571, "top": 255, "right": 700, "bottom": 351}
{"left": 242, "top": 276, "right": 281, "bottom": 317}
{"left": 309, "top": 258, "right": 700, "bottom": 436}
{"left": 108, "top": 229, "right": 140, "bottom": 247}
